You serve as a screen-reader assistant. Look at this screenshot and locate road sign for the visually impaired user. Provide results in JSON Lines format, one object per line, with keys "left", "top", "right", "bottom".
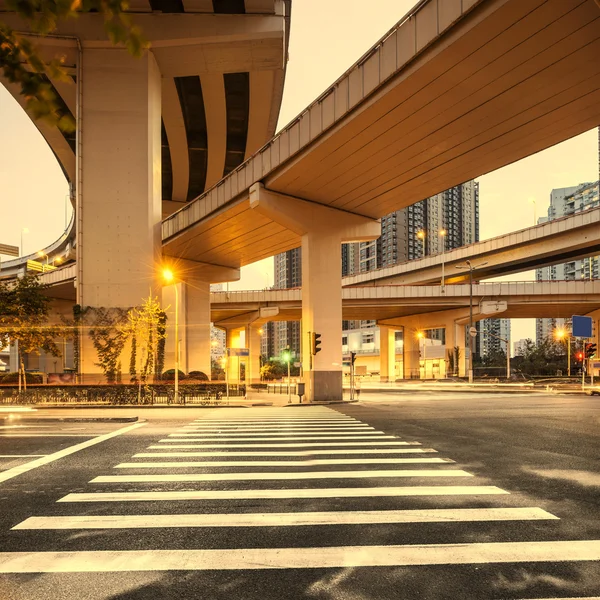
{"left": 226, "top": 348, "right": 249, "bottom": 357}
{"left": 572, "top": 315, "right": 593, "bottom": 338}
{"left": 481, "top": 301, "right": 507, "bottom": 314}
{"left": 469, "top": 326, "right": 478, "bottom": 337}
{"left": 0, "top": 243, "right": 19, "bottom": 257}
{"left": 293, "top": 362, "right": 301, "bottom": 368}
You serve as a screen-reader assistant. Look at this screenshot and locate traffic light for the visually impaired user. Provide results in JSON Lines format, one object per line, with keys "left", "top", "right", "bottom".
{"left": 282, "top": 346, "right": 291, "bottom": 363}
{"left": 576, "top": 351, "right": 584, "bottom": 362}
{"left": 585, "top": 343, "right": 597, "bottom": 359}
{"left": 350, "top": 351, "right": 357, "bottom": 365}
{"left": 311, "top": 332, "right": 322, "bottom": 356}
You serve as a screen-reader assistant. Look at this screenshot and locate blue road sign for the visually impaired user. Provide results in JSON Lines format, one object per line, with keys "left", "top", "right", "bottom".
{"left": 572, "top": 315, "right": 593, "bottom": 338}
{"left": 227, "top": 348, "right": 250, "bottom": 357}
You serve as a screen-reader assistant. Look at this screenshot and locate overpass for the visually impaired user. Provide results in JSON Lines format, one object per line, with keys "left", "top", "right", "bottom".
{"left": 4, "top": 0, "right": 600, "bottom": 399}
{"left": 210, "top": 281, "right": 600, "bottom": 381}
{"left": 160, "top": 0, "right": 600, "bottom": 398}
{"left": 343, "top": 205, "right": 600, "bottom": 287}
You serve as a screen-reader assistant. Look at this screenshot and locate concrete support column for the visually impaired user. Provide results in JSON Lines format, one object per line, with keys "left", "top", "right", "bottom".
{"left": 245, "top": 324, "right": 262, "bottom": 384}
{"left": 403, "top": 327, "right": 420, "bottom": 380}
{"left": 185, "top": 279, "right": 211, "bottom": 377}
{"left": 302, "top": 230, "right": 344, "bottom": 400}
{"left": 444, "top": 321, "right": 466, "bottom": 378}
{"left": 250, "top": 183, "right": 380, "bottom": 402}
{"left": 77, "top": 49, "right": 162, "bottom": 377}
{"left": 225, "top": 327, "right": 243, "bottom": 383}
{"left": 379, "top": 326, "right": 396, "bottom": 382}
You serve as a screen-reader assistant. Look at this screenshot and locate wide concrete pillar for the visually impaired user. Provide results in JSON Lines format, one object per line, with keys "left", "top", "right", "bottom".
{"left": 77, "top": 49, "right": 162, "bottom": 378}
{"left": 225, "top": 327, "right": 244, "bottom": 383}
{"left": 185, "top": 279, "right": 211, "bottom": 377}
{"left": 403, "top": 327, "right": 421, "bottom": 380}
{"left": 444, "top": 321, "right": 466, "bottom": 378}
{"left": 379, "top": 326, "right": 396, "bottom": 382}
{"left": 250, "top": 183, "right": 380, "bottom": 401}
{"left": 245, "top": 324, "right": 262, "bottom": 384}
{"left": 302, "top": 231, "right": 345, "bottom": 400}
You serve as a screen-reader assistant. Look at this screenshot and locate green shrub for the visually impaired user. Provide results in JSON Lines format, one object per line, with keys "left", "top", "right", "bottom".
{"left": 187, "top": 370, "right": 208, "bottom": 381}
{"left": 0, "top": 372, "right": 43, "bottom": 384}
{"left": 161, "top": 369, "right": 186, "bottom": 381}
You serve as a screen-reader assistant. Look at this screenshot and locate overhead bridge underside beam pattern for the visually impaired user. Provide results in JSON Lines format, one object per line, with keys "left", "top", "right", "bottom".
{"left": 162, "top": 0, "right": 600, "bottom": 269}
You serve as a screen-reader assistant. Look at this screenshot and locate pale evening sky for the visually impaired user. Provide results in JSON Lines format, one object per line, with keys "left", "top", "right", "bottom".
{"left": 0, "top": 0, "right": 598, "bottom": 345}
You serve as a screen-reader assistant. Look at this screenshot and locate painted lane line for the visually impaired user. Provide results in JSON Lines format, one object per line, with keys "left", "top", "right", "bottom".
{"left": 5, "top": 539, "right": 600, "bottom": 572}
{"left": 13, "top": 507, "right": 558, "bottom": 530}
{"left": 151, "top": 442, "right": 418, "bottom": 448}
{"left": 0, "top": 454, "right": 47, "bottom": 458}
{"left": 115, "top": 458, "right": 451, "bottom": 468}
{"left": 58, "top": 485, "right": 508, "bottom": 502}
{"left": 0, "top": 423, "right": 146, "bottom": 484}
{"left": 190, "top": 418, "right": 357, "bottom": 422}
{"left": 137, "top": 448, "right": 435, "bottom": 457}
{"left": 91, "top": 469, "right": 473, "bottom": 483}
{"left": 0, "top": 434, "right": 100, "bottom": 438}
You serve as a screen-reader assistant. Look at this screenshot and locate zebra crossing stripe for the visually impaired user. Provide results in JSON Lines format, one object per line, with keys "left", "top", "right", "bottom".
{"left": 114, "top": 458, "right": 450, "bottom": 467}
{"left": 58, "top": 486, "right": 507, "bottom": 502}
{"left": 163, "top": 435, "right": 392, "bottom": 441}
{"left": 90, "top": 469, "right": 473, "bottom": 483}
{"left": 137, "top": 448, "right": 434, "bottom": 457}
{"left": 6, "top": 538, "right": 600, "bottom": 572}
{"left": 12, "top": 507, "right": 558, "bottom": 530}
{"left": 151, "top": 441, "right": 419, "bottom": 448}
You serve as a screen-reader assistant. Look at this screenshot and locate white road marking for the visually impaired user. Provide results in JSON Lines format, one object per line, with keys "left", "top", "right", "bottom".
{"left": 169, "top": 431, "right": 385, "bottom": 437}
{"left": 151, "top": 441, "right": 419, "bottom": 448}
{"left": 59, "top": 485, "right": 508, "bottom": 502}
{"left": 180, "top": 426, "right": 373, "bottom": 431}
{"left": 11, "top": 537, "right": 600, "bottom": 572}
{"left": 115, "top": 458, "right": 450, "bottom": 468}
{"left": 0, "top": 423, "right": 146, "bottom": 484}
{"left": 0, "top": 454, "right": 47, "bottom": 458}
{"left": 91, "top": 469, "right": 473, "bottom": 483}
{"left": 164, "top": 435, "right": 392, "bottom": 441}
{"left": 13, "top": 507, "right": 558, "bottom": 530}
{"left": 0, "top": 434, "right": 99, "bottom": 437}
{"left": 190, "top": 419, "right": 357, "bottom": 423}
{"left": 137, "top": 448, "right": 434, "bottom": 457}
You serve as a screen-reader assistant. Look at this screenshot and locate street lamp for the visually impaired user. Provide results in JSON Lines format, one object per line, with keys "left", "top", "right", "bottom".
{"left": 416, "top": 230, "right": 426, "bottom": 258}
{"left": 37, "top": 251, "right": 49, "bottom": 265}
{"left": 21, "top": 228, "right": 29, "bottom": 256}
{"left": 455, "top": 260, "right": 488, "bottom": 384}
{"left": 162, "top": 268, "right": 180, "bottom": 402}
{"left": 555, "top": 327, "right": 571, "bottom": 376}
{"left": 528, "top": 197, "right": 537, "bottom": 226}
{"left": 439, "top": 229, "right": 447, "bottom": 293}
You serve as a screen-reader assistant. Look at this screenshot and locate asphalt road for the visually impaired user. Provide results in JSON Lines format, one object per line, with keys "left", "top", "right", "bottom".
{"left": 0, "top": 394, "right": 599, "bottom": 599}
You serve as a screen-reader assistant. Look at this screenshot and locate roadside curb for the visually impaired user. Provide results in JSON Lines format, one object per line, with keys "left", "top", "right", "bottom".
{"left": 284, "top": 400, "right": 360, "bottom": 406}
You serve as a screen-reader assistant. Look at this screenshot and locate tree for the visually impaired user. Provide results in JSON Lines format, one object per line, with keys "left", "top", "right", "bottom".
{"left": 0, "top": 274, "right": 62, "bottom": 389}
{"left": 86, "top": 306, "right": 129, "bottom": 384}
{"left": 1, "top": 0, "right": 147, "bottom": 132}
{"left": 125, "top": 296, "right": 165, "bottom": 385}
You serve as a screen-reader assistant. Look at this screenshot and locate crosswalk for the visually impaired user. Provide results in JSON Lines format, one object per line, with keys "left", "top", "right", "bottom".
{"left": 2, "top": 406, "right": 600, "bottom": 597}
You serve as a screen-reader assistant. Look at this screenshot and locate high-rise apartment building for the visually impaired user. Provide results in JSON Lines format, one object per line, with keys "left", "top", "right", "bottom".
{"left": 476, "top": 318, "right": 511, "bottom": 359}
{"left": 536, "top": 181, "right": 600, "bottom": 344}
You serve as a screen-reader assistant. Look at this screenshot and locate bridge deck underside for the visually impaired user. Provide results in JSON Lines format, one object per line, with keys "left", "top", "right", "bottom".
{"left": 165, "top": 0, "right": 600, "bottom": 268}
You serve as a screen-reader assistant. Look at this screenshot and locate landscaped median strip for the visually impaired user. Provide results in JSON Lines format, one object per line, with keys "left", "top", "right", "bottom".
{"left": 5, "top": 539, "right": 600, "bottom": 572}
{"left": 12, "top": 507, "right": 558, "bottom": 530}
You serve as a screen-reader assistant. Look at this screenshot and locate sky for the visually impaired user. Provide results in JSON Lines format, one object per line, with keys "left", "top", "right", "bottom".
{"left": 0, "top": 0, "right": 598, "bottom": 346}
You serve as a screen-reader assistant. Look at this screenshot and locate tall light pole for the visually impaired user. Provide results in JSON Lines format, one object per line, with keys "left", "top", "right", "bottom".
{"left": 416, "top": 230, "right": 426, "bottom": 258}
{"left": 162, "top": 268, "right": 179, "bottom": 402}
{"left": 455, "top": 260, "right": 488, "bottom": 383}
{"left": 20, "top": 228, "right": 29, "bottom": 256}
{"left": 439, "top": 228, "right": 447, "bottom": 293}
